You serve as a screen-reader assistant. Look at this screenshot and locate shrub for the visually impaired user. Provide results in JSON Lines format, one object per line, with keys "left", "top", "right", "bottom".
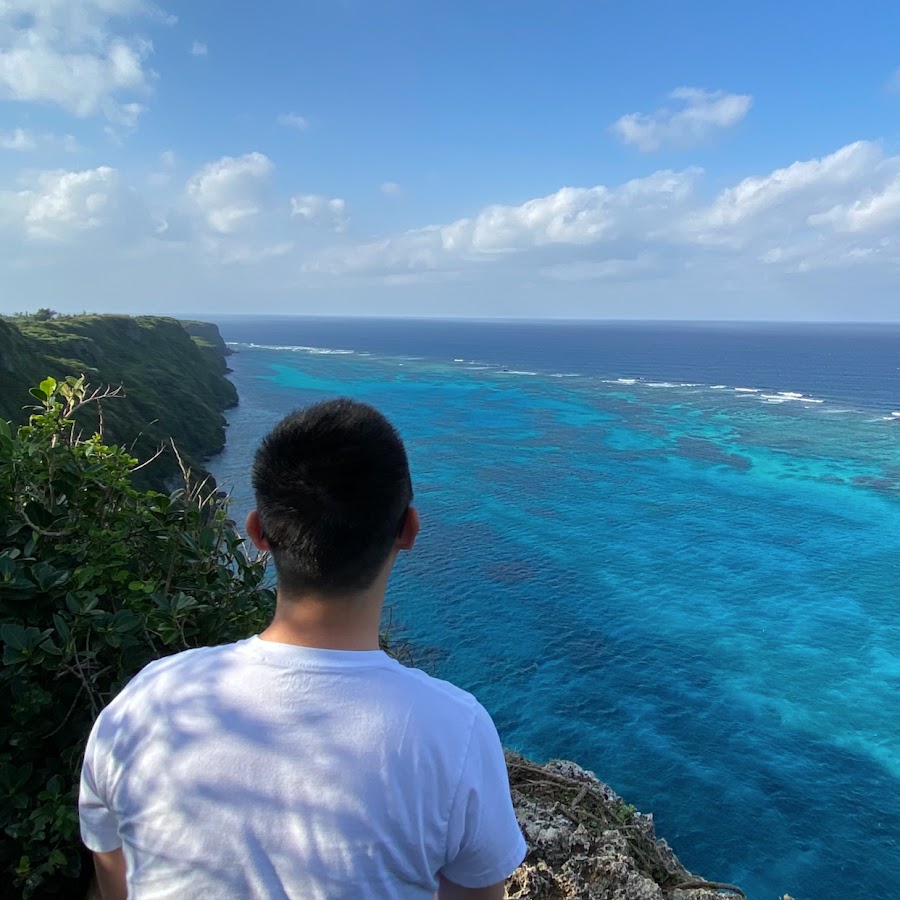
{"left": 0, "top": 376, "right": 275, "bottom": 897}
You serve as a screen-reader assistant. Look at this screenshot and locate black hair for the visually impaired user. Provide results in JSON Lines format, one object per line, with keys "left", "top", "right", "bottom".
{"left": 251, "top": 398, "right": 413, "bottom": 597}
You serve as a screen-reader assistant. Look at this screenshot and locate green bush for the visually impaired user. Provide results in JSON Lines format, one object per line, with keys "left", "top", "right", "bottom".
{"left": 0, "top": 376, "right": 275, "bottom": 897}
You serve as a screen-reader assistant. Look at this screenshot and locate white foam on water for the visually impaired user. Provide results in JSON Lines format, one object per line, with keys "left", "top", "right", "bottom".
{"left": 734, "top": 387, "right": 760, "bottom": 393}
{"left": 710, "top": 385, "right": 727, "bottom": 389}
{"left": 760, "top": 392, "right": 825, "bottom": 405}
{"left": 245, "top": 342, "right": 355, "bottom": 355}
{"left": 646, "top": 381, "right": 677, "bottom": 388}
{"left": 616, "top": 378, "right": 638, "bottom": 384}
{"left": 453, "top": 358, "right": 464, "bottom": 362}
{"left": 504, "top": 370, "right": 539, "bottom": 376}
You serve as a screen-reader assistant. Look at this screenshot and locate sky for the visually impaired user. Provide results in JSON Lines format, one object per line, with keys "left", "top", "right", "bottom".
{"left": 2, "top": 1, "right": 900, "bottom": 320}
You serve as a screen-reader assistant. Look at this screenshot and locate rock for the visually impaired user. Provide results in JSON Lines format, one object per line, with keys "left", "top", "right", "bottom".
{"left": 505, "top": 752, "right": 745, "bottom": 900}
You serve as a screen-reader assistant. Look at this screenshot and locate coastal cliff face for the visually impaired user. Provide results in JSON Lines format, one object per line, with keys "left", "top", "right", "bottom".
{"left": 0, "top": 315, "right": 235, "bottom": 488}
{"left": 180, "top": 319, "right": 234, "bottom": 373}
{"left": 506, "top": 753, "right": 744, "bottom": 899}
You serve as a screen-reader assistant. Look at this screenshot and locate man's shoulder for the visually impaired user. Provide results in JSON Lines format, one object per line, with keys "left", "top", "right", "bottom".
{"left": 385, "top": 662, "right": 483, "bottom": 723}
{"left": 102, "top": 642, "right": 242, "bottom": 712}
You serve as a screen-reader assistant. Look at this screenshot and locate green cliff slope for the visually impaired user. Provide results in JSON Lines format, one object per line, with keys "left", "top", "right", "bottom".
{"left": 0, "top": 315, "right": 236, "bottom": 487}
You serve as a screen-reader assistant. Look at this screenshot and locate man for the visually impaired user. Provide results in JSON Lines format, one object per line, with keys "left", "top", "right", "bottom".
{"left": 79, "top": 398, "right": 526, "bottom": 899}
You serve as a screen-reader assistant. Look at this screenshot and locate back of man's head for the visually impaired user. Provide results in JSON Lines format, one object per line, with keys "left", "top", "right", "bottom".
{"left": 252, "top": 398, "right": 413, "bottom": 597}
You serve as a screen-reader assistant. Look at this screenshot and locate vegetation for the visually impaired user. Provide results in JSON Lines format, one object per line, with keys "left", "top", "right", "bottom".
{"left": 0, "top": 377, "right": 275, "bottom": 897}
{"left": 0, "top": 315, "right": 237, "bottom": 489}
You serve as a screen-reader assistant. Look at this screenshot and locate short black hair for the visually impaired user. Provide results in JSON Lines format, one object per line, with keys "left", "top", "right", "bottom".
{"left": 252, "top": 398, "right": 413, "bottom": 596}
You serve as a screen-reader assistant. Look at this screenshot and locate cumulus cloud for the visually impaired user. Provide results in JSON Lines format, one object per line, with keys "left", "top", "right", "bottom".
{"left": 4, "top": 165, "right": 151, "bottom": 242}
{"left": 4, "top": 138, "right": 900, "bottom": 318}
{"left": 316, "top": 169, "right": 698, "bottom": 275}
{"left": 290, "top": 194, "right": 348, "bottom": 232}
{"left": 186, "top": 152, "right": 274, "bottom": 235}
{"left": 310, "top": 140, "right": 900, "bottom": 288}
{"left": 278, "top": 112, "right": 309, "bottom": 130}
{"left": 683, "top": 141, "right": 881, "bottom": 241}
{"left": 190, "top": 41, "right": 208, "bottom": 57}
{"left": 0, "top": 0, "right": 164, "bottom": 124}
{"left": 612, "top": 88, "right": 752, "bottom": 152}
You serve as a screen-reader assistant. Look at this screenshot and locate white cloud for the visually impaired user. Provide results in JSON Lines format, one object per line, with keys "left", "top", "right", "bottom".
{"left": 310, "top": 139, "right": 900, "bottom": 295}
{"left": 278, "top": 112, "right": 309, "bottom": 130}
{"left": 612, "top": 87, "right": 752, "bottom": 152}
{"left": 160, "top": 149, "right": 176, "bottom": 168}
{"left": 186, "top": 152, "right": 274, "bottom": 235}
{"left": 6, "top": 165, "right": 151, "bottom": 242}
{"left": 319, "top": 169, "right": 698, "bottom": 275}
{"left": 190, "top": 40, "right": 207, "bottom": 57}
{"left": 0, "top": 128, "right": 80, "bottom": 152}
{"left": 0, "top": 1, "right": 164, "bottom": 124}
{"left": 380, "top": 181, "right": 403, "bottom": 196}
{"left": 682, "top": 141, "right": 884, "bottom": 245}
{"left": 290, "top": 193, "right": 348, "bottom": 232}
{"left": 807, "top": 175, "right": 900, "bottom": 234}
{"left": 0, "top": 127, "right": 35, "bottom": 151}
{"left": 4, "top": 138, "right": 900, "bottom": 319}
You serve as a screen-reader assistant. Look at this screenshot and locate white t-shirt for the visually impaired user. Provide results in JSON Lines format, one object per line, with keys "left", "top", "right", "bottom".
{"left": 79, "top": 637, "right": 526, "bottom": 899}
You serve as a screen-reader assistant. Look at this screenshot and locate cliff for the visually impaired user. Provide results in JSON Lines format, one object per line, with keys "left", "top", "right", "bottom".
{"left": 507, "top": 753, "right": 745, "bottom": 899}
{"left": 0, "top": 315, "right": 236, "bottom": 489}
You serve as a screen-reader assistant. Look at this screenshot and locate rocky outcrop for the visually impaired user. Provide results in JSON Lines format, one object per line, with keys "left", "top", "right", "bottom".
{"left": 506, "top": 753, "right": 745, "bottom": 900}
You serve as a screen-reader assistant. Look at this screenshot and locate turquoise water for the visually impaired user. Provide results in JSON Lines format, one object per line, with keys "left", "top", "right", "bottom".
{"left": 210, "top": 323, "right": 900, "bottom": 900}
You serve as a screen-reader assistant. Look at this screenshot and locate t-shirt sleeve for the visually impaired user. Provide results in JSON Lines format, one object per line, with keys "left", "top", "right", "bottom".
{"left": 440, "top": 701, "right": 526, "bottom": 888}
{"left": 79, "top": 715, "right": 122, "bottom": 852}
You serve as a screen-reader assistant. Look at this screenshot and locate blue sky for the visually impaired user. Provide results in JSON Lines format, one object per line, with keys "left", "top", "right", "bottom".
{"left": 2, "top": 1, "right": 900, "bottom": 319}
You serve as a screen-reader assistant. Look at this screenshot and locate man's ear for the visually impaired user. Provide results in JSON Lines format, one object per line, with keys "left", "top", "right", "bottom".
{"left": 246, "top": 510, "right": 271, "bottom": 551}
{"left": 396, "top": 507, "right": 419, "bottom": 552}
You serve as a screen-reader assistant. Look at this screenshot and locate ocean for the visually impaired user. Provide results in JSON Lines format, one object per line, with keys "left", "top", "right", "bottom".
{"left": 207, "top": 317, "right": 900, "bottom": 900}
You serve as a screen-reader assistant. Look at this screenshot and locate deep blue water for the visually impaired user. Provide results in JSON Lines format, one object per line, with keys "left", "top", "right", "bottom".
{"left": 209, "top": 317, "right": 900, "bottom": 900}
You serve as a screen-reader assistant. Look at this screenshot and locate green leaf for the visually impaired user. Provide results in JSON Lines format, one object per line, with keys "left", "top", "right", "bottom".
{"left": 51, "top": 614, "right": 71, "bottom": 643}
{"left": 1, "top": 624, "right": 27, "bottom": 652}
{"left": 112, "top": 610, "right": 141, "bottom": 634}
{"left": 39, "top": 377, "right": 57, "bottom": 398}
{"left": 39, "top": 639, "right": 62, "bottom": 657}
{"left": 28, "top": 387, "right": 47, "bottom": 402}
{"left": 0, "top": 418, "right": 10, "bottom": 439}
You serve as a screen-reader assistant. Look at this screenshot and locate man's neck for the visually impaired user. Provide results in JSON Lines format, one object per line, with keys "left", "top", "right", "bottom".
{"left": 259, "top": 589, "right": 384, "bottom": 651}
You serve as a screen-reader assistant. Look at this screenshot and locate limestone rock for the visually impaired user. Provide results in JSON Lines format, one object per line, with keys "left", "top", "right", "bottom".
{"left": 505, "top": 753, "right": 744, "bottom": 900}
